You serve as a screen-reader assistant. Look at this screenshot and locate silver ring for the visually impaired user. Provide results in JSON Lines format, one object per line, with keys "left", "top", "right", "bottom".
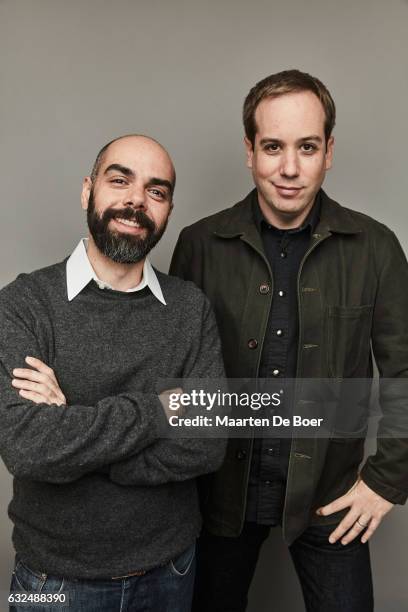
{"left": 357, "top": 518, "right": 368, "bottom": 528}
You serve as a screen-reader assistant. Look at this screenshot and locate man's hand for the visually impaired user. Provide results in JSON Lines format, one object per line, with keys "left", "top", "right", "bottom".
{"left": 316, "top": 477, "right": 394, "bottom": 545}
{"left": 12, "top": 356, "right": 66, "bottom": 406}
{"left": 159, "top": 388, "right": 184, "bottom": 420}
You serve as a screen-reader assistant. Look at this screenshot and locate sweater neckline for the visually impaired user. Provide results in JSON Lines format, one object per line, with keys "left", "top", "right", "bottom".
{"left": 83, "top": 280, "right": 154, "bottom": 301}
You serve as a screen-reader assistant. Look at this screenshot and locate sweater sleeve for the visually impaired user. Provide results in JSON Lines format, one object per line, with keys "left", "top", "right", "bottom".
{"left": 109, "top": 293, "right": 227, "bottom": 486}
{"left": 0, "top": 289, "right": 167, "bottom": 484}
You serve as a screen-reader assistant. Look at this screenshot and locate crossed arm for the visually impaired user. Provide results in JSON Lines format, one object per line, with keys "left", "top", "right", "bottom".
{"left": 1, "top": 289, "right": 226, "bottom": 487}
{"left": 12, "top": 356, "right": 226, "bottom": 487}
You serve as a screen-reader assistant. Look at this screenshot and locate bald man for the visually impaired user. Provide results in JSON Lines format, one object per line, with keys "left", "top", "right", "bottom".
{"left": 0, "top": 135, "right": 226, "bottom": 612}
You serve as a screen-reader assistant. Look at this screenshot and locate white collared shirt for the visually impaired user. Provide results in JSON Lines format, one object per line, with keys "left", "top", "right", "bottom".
{"left": 66, "top": 239, "right": 166, "bottom": 305}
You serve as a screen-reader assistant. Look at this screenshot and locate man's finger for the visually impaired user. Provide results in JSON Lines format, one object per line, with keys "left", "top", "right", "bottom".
{"left": 12, "top": 370, "right": 62, "bottom": 398}
{"left": 17, "top": 384, "right": 65, "bottom": 406}
{"left": 361, "top": 518, "right": 380, "bottom": 544}
{"left": 340, "top": 517, "right": 370, "bottom": 545}
{"left": 18, "top": 389, "right": 50, "bottom": 405}
{"left": 11, "top": 378, "right": 66, "bottom": 406}
{"left": 25, "top": 356, "right": 55, "bottom": 377}
{"left": 160, "top": 388, "right": 184, "bottom": 419}
{"left": 12, "top": 378, "right": 52, "bottom": 398}
{"left": 13, "top": 368, "right": 54, "bottom": 386}
{"left": 317, "top": 493, "right": 352, "bottom": 517}
{"left": 328, "top": 510, "right": 360, "bottom": 543}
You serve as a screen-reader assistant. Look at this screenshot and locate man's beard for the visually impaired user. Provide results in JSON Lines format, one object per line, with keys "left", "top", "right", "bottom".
{"left": 87, "top": 188, "right": 168, "bottom": 264}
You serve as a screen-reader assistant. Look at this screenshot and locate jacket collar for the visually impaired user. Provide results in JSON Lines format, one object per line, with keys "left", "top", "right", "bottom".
{"left": 213, "top": 188, "right": 362, "bottom": 240}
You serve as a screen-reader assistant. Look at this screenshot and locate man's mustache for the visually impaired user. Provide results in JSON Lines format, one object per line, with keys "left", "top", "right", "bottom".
{"left": 103, "top": 207, "right": 156, "bottom": 232}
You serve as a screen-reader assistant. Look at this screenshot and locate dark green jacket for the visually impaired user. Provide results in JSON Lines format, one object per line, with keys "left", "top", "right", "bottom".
{"left": 170, "top": 189, "right": 408, "bottom": 544}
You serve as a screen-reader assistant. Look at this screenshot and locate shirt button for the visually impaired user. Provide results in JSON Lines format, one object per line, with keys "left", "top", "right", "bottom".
{"left": 272, "top": 369, "right": 280, "bottom": 376}
{"left": 259, "top": 283, "right": 270, "bottom": 294}
{"left": 264, "top": 480, "right": 273, "bottom": 486}
{"left": 266, "top": 448, "right": 277, "bottom": 456}
{"left": 280, "top": 251, "right": 287, "bottom": 258}
{"left": 276, "top": 329, "right": 283, "bottom": 336}
{"left": 278, "top": 290, "right": 285, "bottom": 297}
{"left": 236, "top": 450, "right": 247, "bottom": 460}
{"left": 248, "top": 339, "right": 258, "bottom": 350}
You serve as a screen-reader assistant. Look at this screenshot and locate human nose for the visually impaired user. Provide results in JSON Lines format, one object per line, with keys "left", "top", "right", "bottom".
{"left": 123, "top": 184, "right": 147, "bottom": 210}
{"left": 280, "top": 150, "right": 299, "bottom": 178}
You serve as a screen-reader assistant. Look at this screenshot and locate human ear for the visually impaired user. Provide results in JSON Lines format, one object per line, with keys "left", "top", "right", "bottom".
{"left": 81, "top": 177, "right": 92, "bottom": 211}
{"left": 244, "top": 136, "right": 254, "bottom": 169}
{"left": 325, "top": 136, "right": 334, "bottom": 171}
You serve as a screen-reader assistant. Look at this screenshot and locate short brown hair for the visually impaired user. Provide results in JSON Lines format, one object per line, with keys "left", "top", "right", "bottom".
{"left": 243, "top": 69, "right": 336, "bottom": 146}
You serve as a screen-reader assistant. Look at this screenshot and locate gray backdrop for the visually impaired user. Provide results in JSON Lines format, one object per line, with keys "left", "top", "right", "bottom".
{"left": 1, "top": 0, "right": 407, "bottom": 610}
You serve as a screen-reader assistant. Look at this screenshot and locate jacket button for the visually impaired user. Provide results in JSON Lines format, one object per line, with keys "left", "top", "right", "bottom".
{"left": 259, "top": 283, "right": 270, "bottom": 294}
{"left": 248, "top": 339, "right": 258, "bottom": 349}
{"left": 236, "top": 450, "right": 247, "bottom": 460}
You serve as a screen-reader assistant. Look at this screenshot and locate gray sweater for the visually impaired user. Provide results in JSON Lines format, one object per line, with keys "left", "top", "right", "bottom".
{"left": 0, "top": 260, "right": 226, "bottom": 578}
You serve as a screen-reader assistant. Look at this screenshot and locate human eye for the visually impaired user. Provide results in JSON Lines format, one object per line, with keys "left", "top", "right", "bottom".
{"left": 148, "top": 188, "right": 167, "bottom": 200}
{"left": 264, "top": 143, "right": 280, "bottom": 154}
{"left": 109, "top": 177, "right": 128, "bottom": 186}
{"left": 301, "top": 143, "right": 318, "bottom": 154}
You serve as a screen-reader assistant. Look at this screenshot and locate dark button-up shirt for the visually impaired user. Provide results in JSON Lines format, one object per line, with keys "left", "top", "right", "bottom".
{"left": 245, "top": 192, "right": 321, "bottom": 525}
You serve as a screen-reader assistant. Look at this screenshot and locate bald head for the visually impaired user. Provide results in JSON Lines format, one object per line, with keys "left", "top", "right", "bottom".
{"left": 90, "top": 134, "right": 176, "bottom": 195}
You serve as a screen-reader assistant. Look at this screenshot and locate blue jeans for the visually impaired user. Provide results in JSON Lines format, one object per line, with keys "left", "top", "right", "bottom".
{"left": 193, "top": 523, "right": 373, "bottom": 611}
{"left": 9, "top": 542, "right": 195, "bottom": 612}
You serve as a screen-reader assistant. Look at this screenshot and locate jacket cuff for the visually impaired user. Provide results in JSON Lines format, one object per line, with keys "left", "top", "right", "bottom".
{"left": 360, "top": 464, "right": 408, "bottom": 505}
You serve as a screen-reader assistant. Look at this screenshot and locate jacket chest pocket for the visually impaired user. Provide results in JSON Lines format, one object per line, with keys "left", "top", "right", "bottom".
{"left": 327, "top": 305, "right": 373, "bottom": 377}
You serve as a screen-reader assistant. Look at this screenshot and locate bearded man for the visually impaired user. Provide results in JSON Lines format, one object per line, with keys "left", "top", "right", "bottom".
{"left": 0, "top": 134, "right": 226, "bottom": 612}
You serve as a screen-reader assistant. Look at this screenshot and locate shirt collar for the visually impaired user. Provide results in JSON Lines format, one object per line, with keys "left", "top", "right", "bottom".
{"left": 66, "top": 238, "right": 166, "bottom": 305}
{"left": 252, "top": 189, "right": 321, "bottom": 235}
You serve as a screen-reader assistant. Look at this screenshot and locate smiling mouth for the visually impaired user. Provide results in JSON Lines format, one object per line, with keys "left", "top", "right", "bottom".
{"left": 113, "top": 217, "right": 143, "bottom": 229}
{"left": 274, "top": 185, "right": 302, "bottom": 191}
{"left": 273, "top": 184, "right": 304, "bottom": 197}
